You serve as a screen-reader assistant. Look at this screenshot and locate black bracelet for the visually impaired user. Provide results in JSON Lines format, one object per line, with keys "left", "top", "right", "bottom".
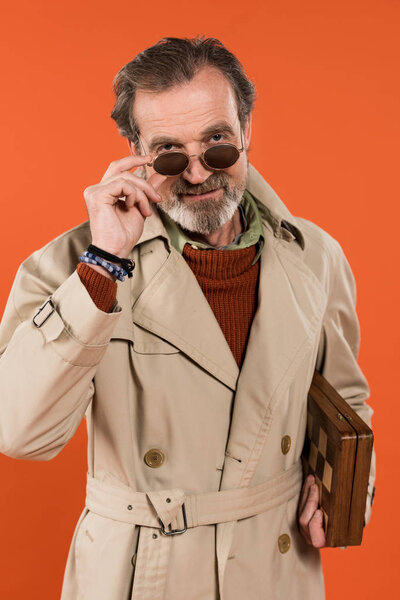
{"left": 88, "top": 245, "right": 135, "bottom": 278}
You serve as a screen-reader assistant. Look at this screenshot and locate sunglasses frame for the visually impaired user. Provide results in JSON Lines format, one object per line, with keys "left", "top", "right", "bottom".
{"left": 136, "top": 126, "right": 245, "bottom": 176}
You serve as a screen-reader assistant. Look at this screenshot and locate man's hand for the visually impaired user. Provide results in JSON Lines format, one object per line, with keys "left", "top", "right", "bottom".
{"left": 297, "top": 474, "right": 327, "bottom": 548}
{"left": 84, "top": 155, "right": 167, "bottom": 258}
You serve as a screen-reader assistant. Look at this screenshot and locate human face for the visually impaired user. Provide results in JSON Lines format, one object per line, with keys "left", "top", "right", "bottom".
{"left": 128, "top": 67, "right": 251, "bottom": 235}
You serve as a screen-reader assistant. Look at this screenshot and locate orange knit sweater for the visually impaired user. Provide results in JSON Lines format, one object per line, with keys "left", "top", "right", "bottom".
{"left": 77, "top": 262, "right": 117, "bottom": 313}
{"left": 182, "top": 244, "right": 259, "bottom": 367}
{"left": 77, "top": 243, "right": 260, "bottom": 367}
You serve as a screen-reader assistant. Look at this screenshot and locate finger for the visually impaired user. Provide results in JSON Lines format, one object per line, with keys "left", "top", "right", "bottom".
{"left": 309, "top": 509, "right": 326, "bottom": 548}
{"left": 148, "top": 172, "right": 168, "bottom": 192}
{"left": 102, "top": 171, "right": 163, "bottom": 204}
{"left": 86, "top": 179, "right": 138, "bottom": 208}
{"left": 102, "top": 155, "right": 152, "bottom": 181}
{"left": 124, "top": 187, "right": 152, "bottom": 218}
{"left": 298, "top": 475, "right": 315, "bottom": 516}
{"left": 299, "top": 483, "right": 320, "bottom": 530}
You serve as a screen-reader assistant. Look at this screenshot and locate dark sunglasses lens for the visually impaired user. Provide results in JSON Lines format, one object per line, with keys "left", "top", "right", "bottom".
{"left": 204, "top": 145, "right": 240, "bottom": 169}
{"left": 153, "top": 152, "right": 189, "bottom": 176}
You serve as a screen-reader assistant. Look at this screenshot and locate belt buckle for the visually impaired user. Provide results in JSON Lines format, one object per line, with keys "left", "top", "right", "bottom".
{"left": 159, "top": 502, "right": 187, "bottom": 536}
{"left": 32, "top": 298, "right": 55, "bottom": 328}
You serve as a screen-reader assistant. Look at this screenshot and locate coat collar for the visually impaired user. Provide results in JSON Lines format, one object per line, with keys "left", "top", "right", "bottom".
{"left": 245, "top": 164, "right": 305, "bottom": 250}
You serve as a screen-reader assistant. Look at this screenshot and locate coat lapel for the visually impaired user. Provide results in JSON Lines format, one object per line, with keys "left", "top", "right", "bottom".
{"left": 109, "top": 198, "right": 239, "bottom": 391}
{"left": 218, "top": 229, "right": 326, "bottom": 491}
{"left": 131, "top": 246, "right": 240, "bottom": 391}
{"left": 109, "top": 215, "right": 239, "bottom": 390}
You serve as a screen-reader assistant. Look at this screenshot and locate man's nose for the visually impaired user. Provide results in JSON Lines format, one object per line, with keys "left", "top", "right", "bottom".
{"left": 181, "top": 156, "right": 214, "bottom": 185}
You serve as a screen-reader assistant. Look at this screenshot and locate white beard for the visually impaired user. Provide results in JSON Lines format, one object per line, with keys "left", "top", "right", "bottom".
{"left": 157, "top": 171, "right": 247, "bottom": 235}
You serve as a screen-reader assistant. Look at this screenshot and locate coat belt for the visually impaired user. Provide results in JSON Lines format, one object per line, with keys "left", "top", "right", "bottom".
{"left": 85, "top": 459, "right": 303, "bottom": 530}
{"left": 85, "top": 460, "right": 303, "bottom": 600}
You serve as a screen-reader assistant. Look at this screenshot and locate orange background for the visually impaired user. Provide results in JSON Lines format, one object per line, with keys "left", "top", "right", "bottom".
{"left": 0, "top": 1, "right": 398, "bottom": 597}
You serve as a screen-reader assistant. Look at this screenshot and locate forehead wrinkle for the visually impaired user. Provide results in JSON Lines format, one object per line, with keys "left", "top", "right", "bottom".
{"left": 140, "top": 103, "right": 240, "bottom": 147}
{"left": 141, "top": 102, "right": 236, "bottom": 131}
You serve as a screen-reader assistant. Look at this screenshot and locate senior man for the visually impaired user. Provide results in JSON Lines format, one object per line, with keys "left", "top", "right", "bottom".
{"left": 0, "top": 37, "right": 375, "bottom": 599}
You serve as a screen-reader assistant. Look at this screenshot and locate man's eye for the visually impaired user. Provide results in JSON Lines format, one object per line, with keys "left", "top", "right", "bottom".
{"left": 211, "top": 134, "right": 223, "bottom": 143}
{"left": 158, "top": 144, "right": 174, "bottom": 152}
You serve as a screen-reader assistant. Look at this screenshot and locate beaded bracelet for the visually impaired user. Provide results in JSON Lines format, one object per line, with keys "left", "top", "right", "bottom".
{"left": 78, "top": 251, "right": 127, "bottom": 282}
{"left": 88, "top": 244, "right": 135, "bottom": 278}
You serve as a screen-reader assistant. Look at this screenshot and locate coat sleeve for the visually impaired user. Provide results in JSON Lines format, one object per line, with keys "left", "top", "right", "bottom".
{"left": 0, "top": 253, "right": 122, "bottom": 461}
{"left": 315, "top": 238, "right": 376, "bottom": 528}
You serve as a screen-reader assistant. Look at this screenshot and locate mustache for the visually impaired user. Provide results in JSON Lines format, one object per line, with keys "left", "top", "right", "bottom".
{"left": 169, "top": 172, "right": 230, "bottom": 196}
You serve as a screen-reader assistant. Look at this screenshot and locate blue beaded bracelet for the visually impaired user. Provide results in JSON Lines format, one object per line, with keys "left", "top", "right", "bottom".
{"left": 78, "top": 251, "right": 127, "bottom": 282}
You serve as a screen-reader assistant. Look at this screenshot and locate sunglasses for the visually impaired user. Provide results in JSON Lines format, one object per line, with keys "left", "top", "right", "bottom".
{"left": 137, "top": 128, "right": 245, "bottom": 177}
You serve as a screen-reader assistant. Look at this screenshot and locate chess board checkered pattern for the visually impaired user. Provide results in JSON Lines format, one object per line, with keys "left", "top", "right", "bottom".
{"left": 303, "top": 410, "right": 335, "bottom": 530}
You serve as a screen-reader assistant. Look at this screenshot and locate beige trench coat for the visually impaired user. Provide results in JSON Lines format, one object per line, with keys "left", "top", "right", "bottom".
{"left": 0, "top": 164, "right": 375, "bottom": 599}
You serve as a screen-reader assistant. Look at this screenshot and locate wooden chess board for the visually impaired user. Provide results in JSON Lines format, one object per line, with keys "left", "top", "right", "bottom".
{"left": 301, "top": 371, "right": 373, "bottom": 547}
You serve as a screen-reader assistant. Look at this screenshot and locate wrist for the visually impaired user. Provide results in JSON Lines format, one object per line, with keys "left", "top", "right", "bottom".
{"left": 79, "top": 246, "right": 135, "bottom": 281}
{"left": 85, "top": 263, "right": 118, "bottom": 282}
{"left": 91, "top": 242, "right": 131, "bottom": 259}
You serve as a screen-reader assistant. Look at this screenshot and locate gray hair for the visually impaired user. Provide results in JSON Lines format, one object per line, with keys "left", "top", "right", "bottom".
{"left": 110, "top": 36, "right": 256, "bottom": 149}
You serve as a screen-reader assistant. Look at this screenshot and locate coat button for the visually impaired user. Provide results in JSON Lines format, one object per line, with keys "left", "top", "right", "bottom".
{"left": 281, "top": 435, "right": 291, "bottom": 455}
{"left": 278, "top": 533, "right": 291, "bottom": 553}
{"left": 144, "top": 448, "right": 165, "bottom": 468}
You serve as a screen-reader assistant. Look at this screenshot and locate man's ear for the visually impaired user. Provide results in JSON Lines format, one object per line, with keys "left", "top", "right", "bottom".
{"left": 244, "top": 114, "right": 252, "bottom": 151}
{"left": 127, "top": 139, "right": 137, "bottom": 156}
{"left": 127, "top": 138, "right": 147, "bottom": 179}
